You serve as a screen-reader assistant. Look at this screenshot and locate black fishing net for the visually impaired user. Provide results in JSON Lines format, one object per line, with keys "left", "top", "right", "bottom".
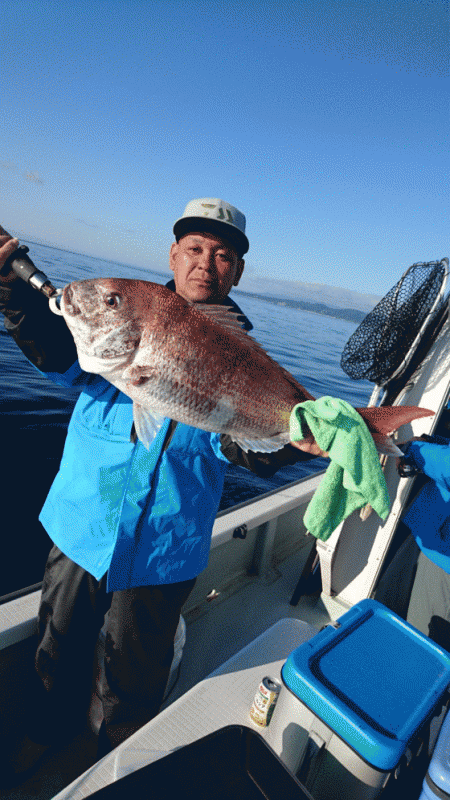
{"left": 341, "top": 260, "right": 448, "bottom": 386}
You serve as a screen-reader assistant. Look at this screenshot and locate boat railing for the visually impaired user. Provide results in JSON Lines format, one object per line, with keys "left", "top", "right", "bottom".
{"left": 0, "top": 471, "right": 326, "bottom": 652}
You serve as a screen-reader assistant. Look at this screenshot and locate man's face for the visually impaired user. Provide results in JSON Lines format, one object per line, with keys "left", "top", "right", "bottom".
{"left": 169, "top": 232, "right": 245, "bottom": 303}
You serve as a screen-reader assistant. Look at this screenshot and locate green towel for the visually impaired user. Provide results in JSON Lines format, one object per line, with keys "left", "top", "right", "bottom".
{"left": 290, "top": 397, "right": 390, "bottom": 541}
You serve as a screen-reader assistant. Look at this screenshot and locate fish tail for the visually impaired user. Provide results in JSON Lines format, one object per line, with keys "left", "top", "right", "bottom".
{"left": 356, "top": 405, "right": 434, "bottom": 455}
{"left": 356, "top": 405, "right": 434, "bottom": 436}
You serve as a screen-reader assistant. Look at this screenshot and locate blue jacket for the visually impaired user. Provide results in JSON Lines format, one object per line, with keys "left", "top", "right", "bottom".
{"left": 402, "top": 435, "right": 450, "bottom": 573}
{"left": 39, "top": 362, "right": 230, "bottom": 590}
{"left": 1, "top": 276, "right": 309, "bottom": 591}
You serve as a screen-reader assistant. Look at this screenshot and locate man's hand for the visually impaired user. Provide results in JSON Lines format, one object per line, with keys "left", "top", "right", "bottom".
{"left": 290, "top": 435, "right": 329, "bottom": 459}
{"left": 0, "top": 226, "right": 20, "bottom": 283}
{"left": 395, "top": 435, "right": 430, "bottom": 470}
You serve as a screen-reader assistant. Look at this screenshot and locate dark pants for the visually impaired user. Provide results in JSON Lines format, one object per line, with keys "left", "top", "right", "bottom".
{"left": 30, "top": 545, "right": 196, "bottom": 752}
{"left": 407, "top": 549, "right": 450, "bottom": 651}
{"left": 375, "top": 529, "right": 450, "bottom": 652}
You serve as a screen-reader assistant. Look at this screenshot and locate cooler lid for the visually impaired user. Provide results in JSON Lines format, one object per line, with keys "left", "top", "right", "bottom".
{"left": 428, "top": 708, "right": 450, "bottom": 793}
{"left": 282, "top": 599, "right": 450, "bottom": 771}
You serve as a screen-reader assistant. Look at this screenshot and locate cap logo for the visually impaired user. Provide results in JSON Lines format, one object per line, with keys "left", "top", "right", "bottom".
{"left": 201, "top": 202, "right": 234, "bottom": 223}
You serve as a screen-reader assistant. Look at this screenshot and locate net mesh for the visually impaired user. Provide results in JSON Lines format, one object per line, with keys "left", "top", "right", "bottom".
{"left": 341, "top": 260, "right": 447, "bottom": 385}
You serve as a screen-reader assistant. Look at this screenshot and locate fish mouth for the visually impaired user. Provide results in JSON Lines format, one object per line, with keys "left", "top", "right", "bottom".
{"left": 62, "top": 282, "right": 105, "bottom": 317}
{"left": 62, "top": 284, "right": 81, "bottom": 316}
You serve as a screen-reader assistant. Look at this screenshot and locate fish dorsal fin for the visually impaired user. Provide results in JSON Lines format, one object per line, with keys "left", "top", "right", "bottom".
{"left": 193, "top": 303, "right": 279, "bottom": 362}
{"left": 194, "top": 302, "right": 315, "bottom": 401}
{"left": 194, "top": 303, "right": 250, "bottom": 335}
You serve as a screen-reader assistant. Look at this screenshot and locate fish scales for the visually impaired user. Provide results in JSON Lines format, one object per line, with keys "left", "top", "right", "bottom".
{"left": 55, "top": 278, "right": 434, "bottom": 452}
{"left": 124, "top": 286, "right": 311, "bottom": 440}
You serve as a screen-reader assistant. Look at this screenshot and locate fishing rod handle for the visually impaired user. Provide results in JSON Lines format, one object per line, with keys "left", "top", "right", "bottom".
{"left": 2, "top": 245, "right": 58, "bottom": 298}
{"left": 397, "top": 458, "right": 422, "bottom": 478}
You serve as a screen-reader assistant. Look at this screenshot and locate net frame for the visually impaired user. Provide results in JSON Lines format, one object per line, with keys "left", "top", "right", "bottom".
{"left": 341, "top": 259, "right": 449, "bottom": 392}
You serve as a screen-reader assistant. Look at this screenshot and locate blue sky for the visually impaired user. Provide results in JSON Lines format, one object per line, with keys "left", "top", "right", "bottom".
{"left": 1, "top": 0, "right": 447, "bottom": 296}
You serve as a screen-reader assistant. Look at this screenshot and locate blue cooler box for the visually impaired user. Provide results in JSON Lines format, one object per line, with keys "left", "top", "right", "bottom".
{"left": 420, "top": 709, "right": 450, "bottom": 799}
{"left": 266, "top": 599, "right": 450, "bottom": 800}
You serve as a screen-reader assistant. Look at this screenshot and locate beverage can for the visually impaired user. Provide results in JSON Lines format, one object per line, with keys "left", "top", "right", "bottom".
{"left": 249, "top": 676, "right": 281, "bottom": 727}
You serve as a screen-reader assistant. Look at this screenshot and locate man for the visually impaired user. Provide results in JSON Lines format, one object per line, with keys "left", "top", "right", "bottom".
{"left": 0, "top": 199, "right": 321, "bottom": 775}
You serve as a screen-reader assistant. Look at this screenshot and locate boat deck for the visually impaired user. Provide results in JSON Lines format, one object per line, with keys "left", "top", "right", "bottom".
{"left": 2, "top": 544, "right": 434, "bottom": 800}
{"left": 2, "top": 545, "right": 344, "bottom": 800}
{"left": 162, "top": 543, "right": 346, "bottom": 706}
{"left": 52, "top": 617, "right": 318, "bottom": 799}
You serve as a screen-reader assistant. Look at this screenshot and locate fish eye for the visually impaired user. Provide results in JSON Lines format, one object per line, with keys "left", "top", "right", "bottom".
{"left": 105, "top": 293, "right": 122, "bottom": 308}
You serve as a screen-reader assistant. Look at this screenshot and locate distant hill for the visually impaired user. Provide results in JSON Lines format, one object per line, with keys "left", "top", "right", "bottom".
{"left": 232, "top": 287, "right": 366, "bottom": 323}
{"left": 237, "top": 275, "right": 380, "bottom": 312}
{"left": 234, "top": 276, "right": 381, "bottom": 324}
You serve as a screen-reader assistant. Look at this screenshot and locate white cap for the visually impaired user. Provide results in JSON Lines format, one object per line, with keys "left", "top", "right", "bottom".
{"left": 173, "top": 198, "right": 249, "bottom": 256}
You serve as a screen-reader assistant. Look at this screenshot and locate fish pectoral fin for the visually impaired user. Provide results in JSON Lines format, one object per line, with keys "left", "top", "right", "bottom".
{"left": 133, "top": 403, "right": 166, "bottom": 450}
{"left": 232, "top": 432, "right": 291, "bottom": 453}
{"left": 122, "top": 364, "right": 155, "bottom": 387}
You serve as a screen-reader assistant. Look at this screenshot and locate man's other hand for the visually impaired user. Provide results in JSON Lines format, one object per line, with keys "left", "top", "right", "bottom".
{"left": 0, "top": 226, "right": 20, "bottom": 282}
{"left": 290, "top": 436, "right": 329, "bottom": 458}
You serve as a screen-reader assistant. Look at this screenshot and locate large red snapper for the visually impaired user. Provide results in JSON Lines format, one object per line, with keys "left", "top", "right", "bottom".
{"left": 53, "top": 278, "right": 433, "bottom": 451}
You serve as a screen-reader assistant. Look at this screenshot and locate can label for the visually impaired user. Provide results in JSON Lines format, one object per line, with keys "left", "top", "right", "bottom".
{"left": 249, "top": 676, "right": 281, "bottom": 728}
